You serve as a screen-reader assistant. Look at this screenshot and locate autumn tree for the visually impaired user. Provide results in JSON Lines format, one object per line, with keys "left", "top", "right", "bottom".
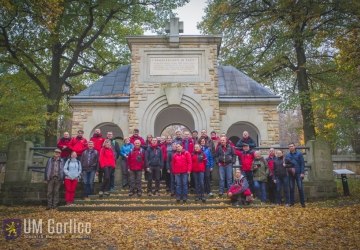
{"left": 199, "top": 0, "right": 359, "bottom": 143}
{"left": 0, "top": 0, "right": 186, "bottom": 146}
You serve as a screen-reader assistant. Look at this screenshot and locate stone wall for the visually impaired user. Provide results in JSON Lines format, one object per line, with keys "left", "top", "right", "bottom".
{"left": 71, "top": 106, "right": 93, "bottom": 135}
{"left": 219, "top": 104, "right": 280, "bottom": 146}
{"left": 333, "top": 155, "right": 360, "bottom": 176}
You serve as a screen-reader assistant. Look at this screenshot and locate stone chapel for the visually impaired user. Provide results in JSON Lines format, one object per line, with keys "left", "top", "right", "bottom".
{"left": 70, "top": 17, "right": 281, "bottom": 146}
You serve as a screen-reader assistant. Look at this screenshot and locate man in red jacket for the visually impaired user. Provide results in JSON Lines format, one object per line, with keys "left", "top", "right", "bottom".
{"left": 235, "top": 143, "right": 255, "bottom": 194}
{"left": 129, "top": 128, "right": 145, "bottom": 146}
{"left": 69, "top": 130, "right": 88, "bottom": 159}
{"left": 127, "top": 140, "right": 145, "bottom": 197}
{"left": 172, "top": 143, "right": 192, "bottom": 203}
{"left": 90, "top": 128, "right": 105, "bottom": 153}
{"left": 57, "top": 131, "right": 72, "bottom": 159}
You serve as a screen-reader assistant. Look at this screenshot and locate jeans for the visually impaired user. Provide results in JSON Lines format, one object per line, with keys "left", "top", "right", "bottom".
{"left": 219, "top": 164, "right": 233, "bottom": 194}
{"left": 193, "top": 172, "right": 205, "bottom": 199}
{"left": 243, "top": 171, "right": 254, "bottom": 194}
{"left": 129, "top": 170, "right": 142, "bottom": 194}
{"left": 276, "top": 175, "right": 290, "bottom": 205}
{"left": 175, "top": 173, "right": 188, "bottom": 200}
{"left": 204, "top": 168, "right": 212, "bottom": 194}
{"left": 289, "top": 173, "right": 305, "bottom": 205}
{"left": 121, "top": 159, "right": 129, "bottom": 188}
{"left": 82, "top": 170, "right": 96, "bottom": 197}
{"left": 253, "top": 180, "right": 267, "bottom": 202}
{"left": 170, "top": 173, "right": 176, "bottom": 194}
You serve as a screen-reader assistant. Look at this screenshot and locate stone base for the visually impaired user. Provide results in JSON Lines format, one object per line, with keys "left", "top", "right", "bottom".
{"left": 304, "top": 180, "right": 338, "bottom": 201}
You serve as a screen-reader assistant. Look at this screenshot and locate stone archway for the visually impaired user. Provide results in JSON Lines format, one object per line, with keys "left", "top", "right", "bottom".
{"left": 227, "top": 122, "right": 260, "bottom": 146}
{"left": 90, "top": 122, "right": 124, "bottom": 140}
{"left": 154, "top": 106, "right": 195, "bottom": 136}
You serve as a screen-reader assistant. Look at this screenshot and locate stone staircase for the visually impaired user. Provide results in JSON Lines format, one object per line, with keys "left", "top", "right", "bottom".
{"left": 58, "top": 181, "right": 237, "bottom": 211}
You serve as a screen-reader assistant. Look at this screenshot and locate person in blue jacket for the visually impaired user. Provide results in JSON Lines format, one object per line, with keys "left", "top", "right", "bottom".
{"left": 285, "top": 142, "right": 306, "bottom": 207}
{"left": 120, "top": 137, "right": 134, "bottom": 189}
{"left": 200, "top": 138, "right": 214, "bottom": 197}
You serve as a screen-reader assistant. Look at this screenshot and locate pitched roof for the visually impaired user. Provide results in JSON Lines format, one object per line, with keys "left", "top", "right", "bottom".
{"left": 75, "top": 65, "right": 278, "bottom": 98}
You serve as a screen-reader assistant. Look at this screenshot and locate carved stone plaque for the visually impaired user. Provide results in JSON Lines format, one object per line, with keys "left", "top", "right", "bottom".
{"left": 149, "top": 57, "right": 199, "bottom": 76}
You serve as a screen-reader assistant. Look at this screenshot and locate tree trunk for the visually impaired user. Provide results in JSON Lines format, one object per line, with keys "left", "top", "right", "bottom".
{"left": 295, "top": 42, "right": 317, "bottom": 143}
{"left": 45, "top": 103, "right": 59, "bottom": 147}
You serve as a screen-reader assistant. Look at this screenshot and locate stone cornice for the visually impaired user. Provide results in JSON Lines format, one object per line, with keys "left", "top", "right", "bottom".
{"left": 219, "top": 96, "right": 282, "bottom": 105}
{"left": 126, "top": 35, "right": 222, "bottom": 56}
{"left": 69, "top": 96, "right": 129, "bottom": 106}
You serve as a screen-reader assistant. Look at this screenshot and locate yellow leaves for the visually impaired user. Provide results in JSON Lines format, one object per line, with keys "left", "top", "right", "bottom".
{"left": 0, "top": 204, "right": 360, "bottom": 248}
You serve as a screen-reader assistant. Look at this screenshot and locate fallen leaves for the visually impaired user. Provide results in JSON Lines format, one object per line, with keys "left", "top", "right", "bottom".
{"left": 0, "top": 204, "right": 359, "bottom": 249}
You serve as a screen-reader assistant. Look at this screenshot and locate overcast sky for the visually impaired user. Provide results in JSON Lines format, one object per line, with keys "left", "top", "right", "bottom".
{"left": 174, "top": 0, "right": 207, "bottom": 35}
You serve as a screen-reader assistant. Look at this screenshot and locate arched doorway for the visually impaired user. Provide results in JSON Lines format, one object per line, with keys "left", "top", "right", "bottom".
{"left": 154, "top": 106, "right": 195, "bottom": 137}
{"left": 90, "top": 122, "right": 124, "bottom": 140}
{"left": 227, "top": 122, "right": 260, "bottom": 146}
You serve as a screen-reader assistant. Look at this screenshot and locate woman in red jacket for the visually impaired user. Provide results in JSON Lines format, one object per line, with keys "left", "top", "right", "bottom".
{"left": 172, "top": 143, "right": 192, "bottom": 203}
{"left": 192, "top": 144, "right": 207, "bottom": 202}
{"left": 99, "top": 139, "right": 116, "bottom": 196}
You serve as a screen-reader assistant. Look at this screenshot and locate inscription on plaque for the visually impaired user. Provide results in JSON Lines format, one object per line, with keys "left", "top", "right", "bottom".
{"left": 150, "top": 57, "right": 199, "bottom": 76}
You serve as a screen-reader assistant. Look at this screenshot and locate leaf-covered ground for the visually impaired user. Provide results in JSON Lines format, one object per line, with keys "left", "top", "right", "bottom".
{"left": 0, "top": 179, "right": 359, "bottom": 249}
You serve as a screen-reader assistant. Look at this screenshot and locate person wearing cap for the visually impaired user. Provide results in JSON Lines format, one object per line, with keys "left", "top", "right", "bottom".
{"left": 235, "top": 143, "right": 255, "bottom": 194}
{"left": 44, "top": 148, "right": 65, "bottom": 210}
{"left": 129, "top": 129, "right": 145, "bottom": 146}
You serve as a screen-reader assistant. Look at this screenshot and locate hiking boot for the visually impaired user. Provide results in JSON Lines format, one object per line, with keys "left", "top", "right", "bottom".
{"left": 99, "top": 191, "right": 104, "bottom": 196}
{"left": 46, "top": 207, "right": 51, "bottom": 210}
{"left": 137, "top": 193, "right": 142, "bottom": 197}
{"left": 128, "top": 192, "right": 134, "bottom": 197}
{"left": 148, "top": 192, "right": 152, "bottom": 196}
{"left": 202, "top": 198, "right": 206, "bottom": 203}
{"left": 104, "top": 192, "right": 110, "bottom": 196}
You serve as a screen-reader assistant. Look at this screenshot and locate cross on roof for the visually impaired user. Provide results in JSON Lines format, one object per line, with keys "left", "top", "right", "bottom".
{"left": 165, "top": 15, "right": 183, "bottom": 44}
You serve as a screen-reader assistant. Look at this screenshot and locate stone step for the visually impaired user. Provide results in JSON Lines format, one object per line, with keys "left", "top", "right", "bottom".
{"left": 87, "top": 194, "right": 220, "bottom": 200}
{"left": 57, "top": 204, "right": 233, "bottom": 212}
{"left": 73, "top": 199, "right": 230, "bottom": 205}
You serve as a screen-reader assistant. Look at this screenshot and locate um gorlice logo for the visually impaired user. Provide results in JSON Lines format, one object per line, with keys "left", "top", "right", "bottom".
{"left": 3, "top": 219, "right": 21, "bottom": 240}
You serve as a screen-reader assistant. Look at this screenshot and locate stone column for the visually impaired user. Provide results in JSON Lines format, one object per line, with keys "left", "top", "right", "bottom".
{"left": 4, "top": 140, "right": 33, "bottom": 183}
{"left": 304, "top": 140, "right": 337, "bottom": 200}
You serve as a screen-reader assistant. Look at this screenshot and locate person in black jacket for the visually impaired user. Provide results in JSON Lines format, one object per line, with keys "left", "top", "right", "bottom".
{"left": 80, "top": 141, "right": 99, "bottom": 199}
{"left": 235, "top": 131, "right": 256, "bottom": 149}
{"left": 273, "top": 150, "right": 290, "bottom": 206}
{"left": 145, "top": 138, "right": 164, "bottom": 196}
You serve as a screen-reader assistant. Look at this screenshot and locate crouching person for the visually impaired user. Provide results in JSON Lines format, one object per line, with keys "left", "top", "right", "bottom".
{"left": 44, "top": 148, "right": 65, "bottom": 210}
{"left": 64, "top": 151, "right": 82, "bottom": 205}
{"left": 127, "top": 140, "right": 145, "bottom": 197}
{"left": 227, "top": 169, "right": 253, "bottom": 206}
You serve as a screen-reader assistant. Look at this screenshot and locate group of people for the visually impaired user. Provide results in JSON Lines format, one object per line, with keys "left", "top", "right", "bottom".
{"left": 44, "top": 128, "right": 306, "bottom": 209}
